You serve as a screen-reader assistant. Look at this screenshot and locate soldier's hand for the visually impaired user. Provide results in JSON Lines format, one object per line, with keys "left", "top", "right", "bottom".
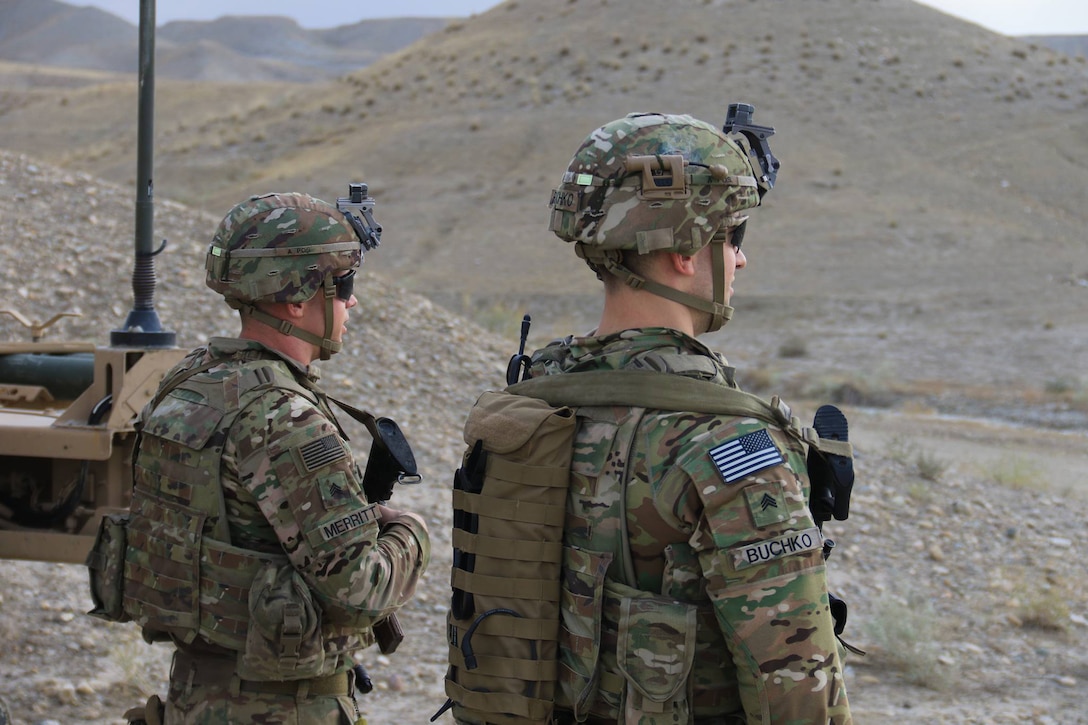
{"left": 376, "top": 503, "right": 405, "bottom": 525}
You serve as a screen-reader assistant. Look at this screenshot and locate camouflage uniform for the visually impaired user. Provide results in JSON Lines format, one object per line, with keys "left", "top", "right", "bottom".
{"left": 123, "top": 336, "right": 429, "bottom": 724}
{"left": 121, "top": 192, "right": 428, "bottom": 724}
{"left": 438, "top": 112, "right": 851, "bottom": 723}
{"left": 529, "top": 328, "right": 850, "bottom": 724}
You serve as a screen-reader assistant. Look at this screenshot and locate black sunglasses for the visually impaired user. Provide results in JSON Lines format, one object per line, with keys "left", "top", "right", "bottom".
{"left": 731, "top": 221, "right": 747, "bottom": 251}
{"left": 333, "top": 269, "right": 356, "bottom": 301}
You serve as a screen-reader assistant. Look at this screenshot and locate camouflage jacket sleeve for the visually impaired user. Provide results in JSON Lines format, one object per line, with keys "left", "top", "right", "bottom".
{"left": 230, "top": 387, "right": 430, "bottom": 626}
{"left": 675, "top": 419, "right": 851, "bottom": 724}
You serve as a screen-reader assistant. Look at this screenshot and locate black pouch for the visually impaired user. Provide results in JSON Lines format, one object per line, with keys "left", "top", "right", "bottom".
{"left": 85, "top": 512, "right": 132, "bottom": 622}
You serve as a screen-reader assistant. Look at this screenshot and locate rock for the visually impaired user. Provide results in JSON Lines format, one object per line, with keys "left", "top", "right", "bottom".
{"left": 386, "top": 673, "right": 405, "bottom": 692}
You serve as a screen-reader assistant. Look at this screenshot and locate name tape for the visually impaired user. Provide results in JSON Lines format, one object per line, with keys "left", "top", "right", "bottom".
{"left": 549, "top": 188, "right": 579, "bottom": 212}
{"left": 319, "top": 506, "right": 378, "bottom": 542}
{"left": 731, "top": 526, "right": 822, "bottom": 570}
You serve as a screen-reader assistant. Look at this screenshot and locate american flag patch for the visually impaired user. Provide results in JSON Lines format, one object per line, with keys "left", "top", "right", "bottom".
{"left": 709, "top": 429, "right": 784, "bottom": 484}
{"left": 299, "top": 435, "right": 346, "bottom": 472}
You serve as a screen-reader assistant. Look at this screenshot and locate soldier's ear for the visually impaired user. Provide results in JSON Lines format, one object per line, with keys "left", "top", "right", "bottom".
{"left": 669, "top": 251, "right": 697, "bottom": 278}
{"left": 283, "top": 300, "right": 308, "bottom": 319}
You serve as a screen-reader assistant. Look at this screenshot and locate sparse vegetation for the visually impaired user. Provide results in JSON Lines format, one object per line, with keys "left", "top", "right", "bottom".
{"left": 460, "top": 294, "right": 527, "bottom": 338}
{"left": 914, "top": 450, "right": 947, "bottom": 482}
{"left": 1018, "top": 589, "right": 1072, "bottom": 633}
{"left": 987, "top": 455, "right": 1037, "bottom": 490}
{"left": 885, "top": 435, "right": 916, "bottom": 466}
{"left": 882, "top": 435, "right": 947, "bottom": 482}
{"left": 1043, "top": 377, "right": 1083, "bottom": 396}
{"left": 862, "top": 588, "right": 958, "bottom": 691}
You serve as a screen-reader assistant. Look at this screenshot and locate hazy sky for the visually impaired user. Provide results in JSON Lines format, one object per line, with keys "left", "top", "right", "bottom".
{"left": 79, "top": 0, "right": 1088, "bottom": 36}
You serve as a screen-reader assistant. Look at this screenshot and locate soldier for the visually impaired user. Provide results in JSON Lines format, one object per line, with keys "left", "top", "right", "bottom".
{"left": 532, "top": 113, "right": 851, "bottom": 723}
{"left": 122, "top": 191, "right": 429, "bottom": 724}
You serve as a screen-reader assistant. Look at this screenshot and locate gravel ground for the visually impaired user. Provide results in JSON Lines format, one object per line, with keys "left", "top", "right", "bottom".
{"left": 1, "top": 150, "right": 1086, "bottom": 724}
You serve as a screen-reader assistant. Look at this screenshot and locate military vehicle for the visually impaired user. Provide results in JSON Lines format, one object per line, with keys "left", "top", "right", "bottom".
{"left": 0, "top": 0, "right": 185, "bottom": 565}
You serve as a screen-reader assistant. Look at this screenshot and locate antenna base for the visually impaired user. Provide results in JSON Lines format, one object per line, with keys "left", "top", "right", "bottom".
{"left": 110, "top": 308, "right": 176, "bottom": 348}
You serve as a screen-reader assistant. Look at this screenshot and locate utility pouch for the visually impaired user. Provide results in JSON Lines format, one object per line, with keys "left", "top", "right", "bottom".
{"left": 85, "top": 512, "right": 132, "bottom": 623}
{"left": 239, "top": 561, "right": 327, "bottom": 680}
{"left": 556, "top": 545, "right": 612, "bottom": 719}
{"left": 616, "top": 592, "right": 697, "bottom": 723}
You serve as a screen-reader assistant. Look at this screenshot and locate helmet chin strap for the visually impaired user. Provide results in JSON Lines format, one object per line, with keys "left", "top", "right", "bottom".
{"left": 590, "top": 245, "right": 733, "bottom": 335}
{"left": 318, "top": 275, "right": 338, "bottom": 361}
{"left": 706, "top": 240, "right": 732, "bottom": 333}
{"left": 240, "top": 275, "right": 342, "bottom": 360}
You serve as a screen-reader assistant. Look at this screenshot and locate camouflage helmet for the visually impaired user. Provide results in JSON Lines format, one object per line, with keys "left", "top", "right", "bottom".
{"left": 547, "top": 112, "right": 767, "bottom": 332}
{"left": 205, "top": 191, "right": 367, "bottom": 360}
{"left": 205, "top": 192, "right": 361, "bottom": 306}
{"left": 547, "top": 112, "right": 760, "bottom": 255}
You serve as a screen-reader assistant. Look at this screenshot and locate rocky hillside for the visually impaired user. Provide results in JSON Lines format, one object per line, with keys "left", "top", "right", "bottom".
{"left": 1, "top": 0, "right": 1086, "bottom": 410}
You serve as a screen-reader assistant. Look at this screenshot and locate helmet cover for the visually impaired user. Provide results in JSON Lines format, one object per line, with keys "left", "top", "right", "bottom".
{"left": 206, "top": 192, "right": 361, "bottom": 306}
{"left": 548, "top": 113, "right": 760, "bottom": 256}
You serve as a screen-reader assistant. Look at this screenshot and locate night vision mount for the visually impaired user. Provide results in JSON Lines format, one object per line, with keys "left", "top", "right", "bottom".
{"left": 336, "top": 182, "right": 383, "bottom": 252}
{"left": 723, "top": 102, "right": 780, "bottom": 196}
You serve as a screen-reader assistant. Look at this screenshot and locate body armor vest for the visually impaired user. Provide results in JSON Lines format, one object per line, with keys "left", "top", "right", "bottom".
{"left": 440, "top": 368, "right": 850, "bottom": 723}
{"left": 122, "top": 355, "right": 368, "bottom": 665}
{"left": 555, "top": 402, "right": 730, "bottom": 721}
{"left": 507, "top": 371, "right": 846, "bottom": 722}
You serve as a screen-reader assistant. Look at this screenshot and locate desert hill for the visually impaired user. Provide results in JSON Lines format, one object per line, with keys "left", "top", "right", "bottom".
{"left": 0, "top": 0, "right": 134, "bottom": 71}
{"left": 1, "top": 0, "right": 1085, "bottom": 418}
{"left": 0, "top": 0, "right": 447, "bottom": 81}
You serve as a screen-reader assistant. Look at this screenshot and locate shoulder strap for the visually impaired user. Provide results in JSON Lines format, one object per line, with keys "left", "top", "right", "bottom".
{"left": 507, "top": 370, "right": 851, "bottom": 458}
{"left": 507, "top": 370, "right": 778, "bottom": 422}
{"left": 326, "top": 395, "right": 381, "bottom": 441}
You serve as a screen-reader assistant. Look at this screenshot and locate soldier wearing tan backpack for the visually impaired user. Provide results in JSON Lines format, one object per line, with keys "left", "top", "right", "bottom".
{"left": 436, "top": 109, "right": 854, "bottom": 725}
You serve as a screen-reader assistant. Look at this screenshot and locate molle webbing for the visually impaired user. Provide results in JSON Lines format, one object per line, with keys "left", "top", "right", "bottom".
{"left": 124, "top": 359, "right": 310, "bottom": 651}
{"left": 126, "top": 440, "right": 290, "bottom": 651}
{"left": 444, "top": 392, "right": 575, "bottom": 724}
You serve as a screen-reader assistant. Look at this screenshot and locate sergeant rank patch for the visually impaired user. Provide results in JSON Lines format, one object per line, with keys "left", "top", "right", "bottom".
{"left": 319, "top": 471, "right": 355, "bottom": 510}
{"left": 709, "top": 429, "right": 783, "bottom": 484}
{"left": 744, "top": 481, "right": 790, "bottom": 528}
